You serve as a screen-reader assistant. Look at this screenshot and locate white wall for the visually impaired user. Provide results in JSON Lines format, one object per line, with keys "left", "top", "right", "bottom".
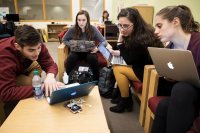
{"left": 111, "top": 0, "right": 200, "bottom": 24}
{"left": 105, "top": 0, "right": 113, "bottom": 21}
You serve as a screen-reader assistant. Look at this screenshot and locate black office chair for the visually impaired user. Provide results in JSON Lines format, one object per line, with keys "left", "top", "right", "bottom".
{"left": 104, "top": 24, "right": 119, "bottom": 41}
{"left": 0, "top": 21, "right": 16, "bottom": 40}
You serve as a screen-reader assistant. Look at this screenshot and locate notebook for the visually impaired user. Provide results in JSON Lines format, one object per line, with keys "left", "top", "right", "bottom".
{"left": 69, "top": 40, "right": 96, "bottom": 52}
{"left": 46, "top": 81, "right": 97, "bottom": 105}
{"left": 98, "top": 42, "right": 127, "bottom": 65}
{"left": 148, "top": 47, "right": 200, "bottom": 87}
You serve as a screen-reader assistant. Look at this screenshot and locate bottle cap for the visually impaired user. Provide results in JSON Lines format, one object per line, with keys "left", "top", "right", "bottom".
{"left": 33, "top": 69, "right": 39, "bottom": 75}
{"left": 64, "top": 72, "right": 68, "bottom": 76}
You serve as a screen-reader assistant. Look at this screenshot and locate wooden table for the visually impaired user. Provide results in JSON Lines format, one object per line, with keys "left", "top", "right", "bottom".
{"left": 0, "top": 87, "right": 110, "bottom": 133}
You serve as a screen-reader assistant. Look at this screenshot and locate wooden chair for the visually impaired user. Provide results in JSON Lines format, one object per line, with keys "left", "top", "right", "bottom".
{"left": 144, "top": 69, "right": 162, "bottom": 133}
{"left": 131, "top": 65, "right": 155, "bottom": 127}
{"left": 57, "top": 29, "right": 68, "bottom": 44}
{"left": 58, "top": 43, "right": 69, "bottom": 81}
{"left": 144, "top": 69, "right": 200, "bottom": 133}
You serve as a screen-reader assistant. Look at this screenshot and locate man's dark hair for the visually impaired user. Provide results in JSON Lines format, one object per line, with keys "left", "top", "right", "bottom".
{"left": 15, "top": 25, "right": 42, "bottom": 47}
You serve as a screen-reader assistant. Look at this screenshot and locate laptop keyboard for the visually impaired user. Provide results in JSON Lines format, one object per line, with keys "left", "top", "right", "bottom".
{"left": 112, "top": 56, "right": 126, "bottom": 65}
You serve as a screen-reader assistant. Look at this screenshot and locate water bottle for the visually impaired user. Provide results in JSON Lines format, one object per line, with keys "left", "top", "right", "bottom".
{"left": 63, "top": 72, "right": 69, "bottom": 84}
{"left": 32, "top": 70, "right": 43, "bottom": 100}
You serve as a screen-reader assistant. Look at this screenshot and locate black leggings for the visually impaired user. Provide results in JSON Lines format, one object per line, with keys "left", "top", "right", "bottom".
{"left": 65, "top": 52, "right": 99, "bottom": 80}
{"left": 151, "top": 82, "right": 200, "bottom": 133}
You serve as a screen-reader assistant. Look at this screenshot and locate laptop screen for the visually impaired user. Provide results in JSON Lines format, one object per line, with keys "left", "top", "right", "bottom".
{"left": 69, "top": 40, "right": 95, "bottom": 52}
{"left": 6, "top": 14, "right": 20, "bottom": 22}
{"left": 98, "top": 43, "right": 111, "bottom": 60}
{"left": 47, "top": 81, "right": 97, "bottom": 105}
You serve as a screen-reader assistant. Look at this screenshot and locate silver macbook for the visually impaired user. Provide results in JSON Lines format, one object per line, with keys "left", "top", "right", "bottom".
{"left": 148, "top": 47, "right": 200, "bottom": 87}
{"left": 46, "top": 81, "right": 97, "bottom": 105}
{"left": 98, "top": 42, "right": 127, "bottom": 65}
{"left": 69, "top": 40, "right": 96, "bottom": 52}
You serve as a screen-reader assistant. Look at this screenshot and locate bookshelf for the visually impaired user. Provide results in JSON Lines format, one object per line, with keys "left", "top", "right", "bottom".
{"left": 47, "top": 24, "right": 67, "bottom": 42}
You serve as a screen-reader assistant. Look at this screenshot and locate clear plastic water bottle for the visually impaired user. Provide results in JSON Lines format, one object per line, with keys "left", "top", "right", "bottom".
{"left": 63, "top": 72, "right": 69, "bottom": 84}
{"left": 32, "top": 70, "right": 43, "bottom": 100}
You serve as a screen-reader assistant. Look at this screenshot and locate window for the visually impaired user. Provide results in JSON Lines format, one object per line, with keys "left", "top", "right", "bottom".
{"left": 0, "top": 0, "right": 72, "bottom": 21}
{"left": 80, "top": 0, "right": 104, "bottom": 21}
{"left": 17, "top": 0, "right": 43, "bottom": 20}
{"left": 0, "top": 0, "right": 15, "bottom": 14}
{"left": 46, "top": 0, "right": 71, "bottom": 20}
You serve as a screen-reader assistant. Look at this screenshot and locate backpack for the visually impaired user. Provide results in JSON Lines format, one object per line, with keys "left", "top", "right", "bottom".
{"left": 68, "top": 65, "right": 93, "bottom": 84}
{"left": 98, "top": 66, "right": 115, "bottom": 98}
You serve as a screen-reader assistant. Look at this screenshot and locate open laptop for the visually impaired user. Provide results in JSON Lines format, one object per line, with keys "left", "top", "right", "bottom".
{"left": 98, "top": 42, "right": 127, "bottom": 65}
{"left": 69, "top": 40, "right": 96, "bottom": 52}
{"left": 46, "top": 81, "right": 97, "bottom": 105}
{"left": 148, "top": 47, "right": 200, "bottom": 87}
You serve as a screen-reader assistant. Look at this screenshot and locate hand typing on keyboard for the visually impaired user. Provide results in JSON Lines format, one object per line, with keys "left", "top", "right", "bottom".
{"left": 110, "top": 49, "right": 120, "bottom": 56}
{"left": 113, "top": 56, "right": 123, "bottom": 64}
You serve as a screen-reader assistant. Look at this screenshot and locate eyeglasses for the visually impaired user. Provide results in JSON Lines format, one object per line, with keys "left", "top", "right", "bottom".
{"left": 117, "top": 24, "right": 133, "bottom": 30}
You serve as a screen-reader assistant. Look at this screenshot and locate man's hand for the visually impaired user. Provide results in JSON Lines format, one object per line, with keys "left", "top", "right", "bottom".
{"left": 43, "top": 73, "right": 65, "bottom": 96}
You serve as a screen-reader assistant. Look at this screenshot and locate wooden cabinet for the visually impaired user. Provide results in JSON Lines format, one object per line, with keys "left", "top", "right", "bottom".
{"left": 132, "top": 6, "right": 154, "bottom": 25}
{"left": 47, "top": 24, "right": 67, "bottom": 42}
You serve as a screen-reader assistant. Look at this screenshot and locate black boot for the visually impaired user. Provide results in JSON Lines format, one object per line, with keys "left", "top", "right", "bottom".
{"left": 111, "top": 87, "right": 120, "bottom": 99}
{"left": 111, "top": 94, "right": 121, "bottom": 104}
{"left": 110, "top": 97, "right": 133, "bottom": 113}
{"left": 111, "top": 87, "right": 132, "bottom": 104}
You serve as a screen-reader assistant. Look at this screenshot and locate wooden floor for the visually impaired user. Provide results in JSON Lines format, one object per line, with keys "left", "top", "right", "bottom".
{"left": 45, "top": 42, "right": 145, "bottom": 133}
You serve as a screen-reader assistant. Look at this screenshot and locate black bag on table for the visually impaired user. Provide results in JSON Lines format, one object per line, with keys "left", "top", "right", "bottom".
{"left": 98, "top": 66, "right": 115, "bottom": 98}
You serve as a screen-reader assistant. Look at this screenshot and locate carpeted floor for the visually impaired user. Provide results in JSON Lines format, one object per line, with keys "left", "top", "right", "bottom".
{"left": 45, "top": 42, "right": 144, "bottom": 133}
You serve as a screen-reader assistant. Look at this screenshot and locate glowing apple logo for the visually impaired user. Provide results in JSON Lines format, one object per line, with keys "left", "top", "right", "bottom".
{"left": 70, "top": 91, "right": 77, "bottom": 96}
{"left": 167, "top": 62, "right": 174, "bottom": 69}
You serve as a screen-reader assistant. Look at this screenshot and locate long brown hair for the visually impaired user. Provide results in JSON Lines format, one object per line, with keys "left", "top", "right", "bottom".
{"left": 102, "top": 10, "right": 109, "bottom": 22}
{"left": 156, "top": 5, "right": 200, "bottom": 32}
{"left": 117, "top": 8, "right": 162, "bottom": 48}
{"left": 73, "top": 10, "right": 93, "bottom": 40}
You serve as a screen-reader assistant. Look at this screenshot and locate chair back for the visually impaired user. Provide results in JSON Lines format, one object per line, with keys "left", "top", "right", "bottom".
{"left": 58, "top": 30, "right": 68, "bottom": 44}
{"left": 104, "top": 24, "right": 118, "bottom": 40}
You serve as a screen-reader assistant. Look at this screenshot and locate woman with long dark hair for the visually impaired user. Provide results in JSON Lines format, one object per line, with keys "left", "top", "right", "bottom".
{"left": 63, "top": 10, "right": 106, "bottom": 81}
{"left": 109, "top": 8, "right": 163, "bottom": 113}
